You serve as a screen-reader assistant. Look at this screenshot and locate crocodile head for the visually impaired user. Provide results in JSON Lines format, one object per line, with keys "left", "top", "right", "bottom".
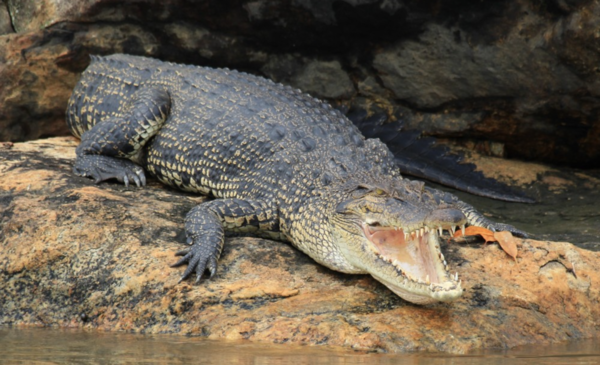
{"left": 330, "top": 180, "right": 466, "bottom": 304}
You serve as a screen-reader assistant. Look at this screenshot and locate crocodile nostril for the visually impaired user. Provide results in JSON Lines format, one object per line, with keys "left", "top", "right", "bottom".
{"left": 425, "top": 208, "right": 467, "bottom": 227}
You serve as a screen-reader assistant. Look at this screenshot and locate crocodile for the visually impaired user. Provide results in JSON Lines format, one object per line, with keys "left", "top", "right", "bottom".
{"left": 66, "top": 54, "right": 526, "bottom": 304}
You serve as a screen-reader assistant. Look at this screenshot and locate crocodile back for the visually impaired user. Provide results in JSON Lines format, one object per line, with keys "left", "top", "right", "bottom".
{"left": 66, "top": 55, "right": 166, "bottom": 138}
{"left": 67, "top": 54, "right": 400, "bottom": 211}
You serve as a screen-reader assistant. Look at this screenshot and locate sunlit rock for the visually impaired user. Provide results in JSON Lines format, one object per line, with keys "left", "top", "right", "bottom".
{"left": 1, "top": 138, "right": 599, "bottom": 353}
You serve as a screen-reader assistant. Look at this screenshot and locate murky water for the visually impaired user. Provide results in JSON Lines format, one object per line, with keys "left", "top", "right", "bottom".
{"left": 436, "top": 168, "right": 600, "bottom": 251}
{"left": 0, "top": 328, "right": 598, "bottom": 365}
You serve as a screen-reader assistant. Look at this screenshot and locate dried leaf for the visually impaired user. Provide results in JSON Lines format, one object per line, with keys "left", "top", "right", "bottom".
{"left": 493, "top": 231, "right": 518, "bottom": 261}
{"left": 453, "top": 227, "right": 519, "bottom": 262}
{"left": 454, "top": 226, "right": 496, "bottom": 243}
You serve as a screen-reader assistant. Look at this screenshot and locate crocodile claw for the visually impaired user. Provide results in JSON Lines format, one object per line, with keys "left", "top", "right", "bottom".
{"left": 74, "top": 155, "right": 146, "bottom": 187}
{"left": 488, "top": 222, "right": 528, "bottom": 238}
{"left": 171, "top": 246, "right": 218, "bottom": 283}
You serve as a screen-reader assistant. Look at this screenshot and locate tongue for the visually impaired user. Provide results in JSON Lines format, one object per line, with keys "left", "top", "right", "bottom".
{"left": 363, "top": 225, "right": 440, "bottom": 284}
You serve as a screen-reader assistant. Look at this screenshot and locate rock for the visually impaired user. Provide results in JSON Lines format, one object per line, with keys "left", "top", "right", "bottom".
{"left": 0, "top": 2, "right": 13, "bottom": 35}
{"left": 1, "top": 137, "right": 599, "bottom": 353}
{"left": 369, "top": 2, "right": 600, "bottom": 166}
{"left": 372, "top": 23, "right": 582, "bottom": 109}
{"left": 262, "top": 56, "right": 355, "bottom": 99}
{"left": 0, "top": 31, "right": 80, "bottom": 142}
{"left": 293, "top": 59, "right": 355, "bottom": 99}
{"left": 0, "top": 1, "right": 599, "bottom": 160}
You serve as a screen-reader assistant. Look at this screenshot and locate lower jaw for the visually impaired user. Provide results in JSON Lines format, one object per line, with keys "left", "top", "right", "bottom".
{"left": 375, "top": 276, "right": 463, "bottom": 305}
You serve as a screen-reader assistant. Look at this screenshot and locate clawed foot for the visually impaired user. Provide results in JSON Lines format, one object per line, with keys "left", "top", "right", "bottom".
{"left": 488, "top": 222, "right": 528, "bottom": 238}
{"left": 74, "top": 155, "right": 146, "bottom": 187}
{"left": 171, "top": 238, "right": 219, "bottom": 283}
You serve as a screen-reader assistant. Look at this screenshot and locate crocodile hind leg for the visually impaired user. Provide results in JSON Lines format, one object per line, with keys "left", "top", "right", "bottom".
{"left": 172, "top": 199, "right": 279, "bottom": 282}
{"left": 73, "top": 87, "right": 170, "bottom": 187}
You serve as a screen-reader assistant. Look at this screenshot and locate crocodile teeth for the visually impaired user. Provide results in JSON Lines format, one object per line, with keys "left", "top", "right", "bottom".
{"left": 425, "top": 275, "right": 430, "bottom": 284}
{"left": 450, "top": 226, "right": 456, "bottom": 235}
{"left": 455, "top": 272, "right": 459, "bottom": 281}
{"left": 461, "top": 225, "right": 466, "bottom": 236}
{"left": 438, "top": 226, "right": 443, "bottom": 236}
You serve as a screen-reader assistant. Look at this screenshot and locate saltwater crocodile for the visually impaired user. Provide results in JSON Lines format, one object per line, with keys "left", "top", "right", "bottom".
{"left": 67, "top": 54, "right": 526, "bottom": 304}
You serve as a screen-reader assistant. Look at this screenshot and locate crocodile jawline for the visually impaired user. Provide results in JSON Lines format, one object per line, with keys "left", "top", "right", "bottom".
{"left": 361, "top": 223, "right": 462, "bottom": 302}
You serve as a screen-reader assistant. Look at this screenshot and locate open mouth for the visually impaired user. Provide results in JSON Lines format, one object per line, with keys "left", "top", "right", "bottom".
{"left": 361, "top": 222, "right": 463, "bottom": 303}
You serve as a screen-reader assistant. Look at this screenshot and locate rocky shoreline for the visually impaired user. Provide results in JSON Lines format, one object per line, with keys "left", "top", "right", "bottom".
{"left": 1, "top": 137, "right": 599, "bottom": 353}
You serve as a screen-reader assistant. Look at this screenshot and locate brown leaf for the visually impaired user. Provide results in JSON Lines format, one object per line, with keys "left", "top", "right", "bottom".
{"left": 454, "top": 226, "right": 496, "bottom": 243}
{"left": 493, "top": 231, "right": 519, "bottom": 261}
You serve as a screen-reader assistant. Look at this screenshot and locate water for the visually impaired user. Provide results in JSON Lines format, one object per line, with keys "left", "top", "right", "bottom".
{"left": 435, "top": 167, "right": 600, "bottom": 251}
{"left": 0, "top": 328, "right": 598, "bottom": 365}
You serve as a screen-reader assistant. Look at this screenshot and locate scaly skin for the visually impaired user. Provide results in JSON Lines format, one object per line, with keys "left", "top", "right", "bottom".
{"left": 67, "top": 54, "right": 526, "bottom": 304}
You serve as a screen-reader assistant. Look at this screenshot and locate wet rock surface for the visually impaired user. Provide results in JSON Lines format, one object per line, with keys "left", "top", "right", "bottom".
{"left": 0, "top": 0, "right": 599, "bottom": 167}
{"left": 1, "top": 138, "right": 599, "bottom": 353}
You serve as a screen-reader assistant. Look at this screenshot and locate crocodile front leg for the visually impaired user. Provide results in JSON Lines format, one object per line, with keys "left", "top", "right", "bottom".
{"left": 73, "top": 86, "right": 170, "bottom": 187}
{"left": 172, "top": 199, "right": 279, "bottom": 282}
{"left": 454, "top": 199, "right": 528, "bottom": 238}
{"left": 426, "top": 188, "right": 528, "bottom": 237}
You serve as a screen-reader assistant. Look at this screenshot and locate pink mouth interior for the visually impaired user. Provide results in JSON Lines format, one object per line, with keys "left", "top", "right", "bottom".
{"left": 362, "top": 224, "right": 440, "bottom": 284}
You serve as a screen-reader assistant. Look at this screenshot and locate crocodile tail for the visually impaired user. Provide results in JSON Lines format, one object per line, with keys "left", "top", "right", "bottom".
{"left": 347, "top": 111, "right": 535, "bottom": 204}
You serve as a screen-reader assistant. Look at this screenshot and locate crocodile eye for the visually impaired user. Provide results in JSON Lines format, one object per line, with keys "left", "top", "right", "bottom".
{"left": 375, "top": 188, "right": 385, "bottom": 195}
{"left": 351, "top": 188, "right": 369, "bottom": 199}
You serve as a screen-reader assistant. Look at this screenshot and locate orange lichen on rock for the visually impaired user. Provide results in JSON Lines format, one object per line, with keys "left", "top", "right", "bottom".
{"left": 1, "top": 137, "right": 600, "bottom": 354}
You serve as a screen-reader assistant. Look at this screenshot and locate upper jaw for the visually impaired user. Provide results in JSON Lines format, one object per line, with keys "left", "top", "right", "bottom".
{"left": 361, "top": 221, "right": 463, "bottom": 304}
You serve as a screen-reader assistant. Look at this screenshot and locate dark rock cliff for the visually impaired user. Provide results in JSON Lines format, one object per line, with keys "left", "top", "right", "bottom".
{"left": 0, "top": 0, "right": 599, "bottom": 167}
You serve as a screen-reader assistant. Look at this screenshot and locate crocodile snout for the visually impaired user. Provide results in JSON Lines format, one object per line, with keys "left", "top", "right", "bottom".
{"left": 425, "top": 208, "right": 467, "bottom": 229}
